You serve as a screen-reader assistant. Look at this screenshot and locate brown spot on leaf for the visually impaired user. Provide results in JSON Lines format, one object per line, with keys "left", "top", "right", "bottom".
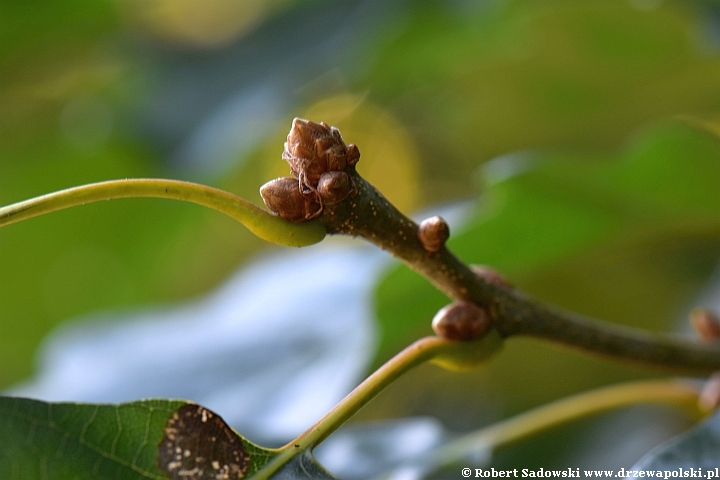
{"left": 159, "top": 404, "right": 250, "bottom": 479}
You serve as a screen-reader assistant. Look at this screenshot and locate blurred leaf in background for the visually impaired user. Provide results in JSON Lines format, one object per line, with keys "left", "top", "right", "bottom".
{"left": 3, "top": 0, "right": 720, "bottom": 473}
{"left": 8, "top": 245, "right": 385, "bottom": 446}
{"left": 356, "top": 0, "right": 720, "bottom": 203}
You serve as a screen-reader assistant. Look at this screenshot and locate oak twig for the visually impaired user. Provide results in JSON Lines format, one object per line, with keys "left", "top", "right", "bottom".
{"left": 322, "top": 169, "right": 720, "bottom": 374}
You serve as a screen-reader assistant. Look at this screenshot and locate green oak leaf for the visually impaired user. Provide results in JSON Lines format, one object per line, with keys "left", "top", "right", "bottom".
{"left": 0, "top": 396, "right": 335, "bottom": 480}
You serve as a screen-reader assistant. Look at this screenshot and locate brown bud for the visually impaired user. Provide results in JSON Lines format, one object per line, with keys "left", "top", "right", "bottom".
{"left": 690, "top": 308, "right": 720, "bottom": 342}
{"left": 471, "top": 265, "right": 513, "bottom": 289}
{"left": 418, "top": 216, "right": 450, "bottom": 252}
{"left": 432, "top": 301, "right": 491, "bottom": 341}
{"left": 345, "top": 144, "right": 360, "bottom": 167}
{"left": 282, "top": 118, "right": 360, "bottom": 191}
{"left": 259, "top": 177, "right": 321, "bottom": 222}
{"left": 700, "top": 372, "right": 720, "bottom": 412}
{"left": 317, "top": 171, "right": 353, "bottom": 205}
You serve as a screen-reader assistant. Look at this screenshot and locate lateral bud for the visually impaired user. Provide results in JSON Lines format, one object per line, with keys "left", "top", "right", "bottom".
{"left": 700, "top": 372, "right": 720, "bottom": 412}
{"left": 418, "top": 216, "right": 450, "bottom": 253}
{"left": 317, "top": 171, "right": 353, "bottom": 205}
{"left": 690, "top": 308, "right": 720, "bottom": 342}
{"left": 432, "top": 300, "right": 491, "bottom": 341}
{"left": 259, "top": 177, "right": 321, "bottom": 222}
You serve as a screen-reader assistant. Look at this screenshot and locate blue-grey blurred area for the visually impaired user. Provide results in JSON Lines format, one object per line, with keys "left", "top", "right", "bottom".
{"left": 131, "top": 0, "right": 400, "bottom": 179}
{"left": 629, "top": 408, "right": 720, "bottom": 472}
{"left": 8, "top": 244, "right": 385, "bottom": 446}
{"left": 3, "top": 0, "right": 720, "bottom": 473}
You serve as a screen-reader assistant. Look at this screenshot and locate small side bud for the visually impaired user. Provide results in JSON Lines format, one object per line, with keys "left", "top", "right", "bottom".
{"left": 317, "top": 171, "right": 353, "bottom": 205}
{"left": 418, "top": 216, "right": 450, "bottom": 253}
{"left": 471, "top": 264, "right": 513, "bottom": 289}
{"left": 432, "top": 301, "right": 491, "bottom": 341}
{"left": 260, "top": 177, "right": 321, "bottom": 222}
{"left": 690, "top": 308, "right": 720, "bottom": 342}
{"left": 700, "top": 372, "right": 720, "bottom": 412}
{"left": 345, "top": 144, "right": 360, "bottom": 167}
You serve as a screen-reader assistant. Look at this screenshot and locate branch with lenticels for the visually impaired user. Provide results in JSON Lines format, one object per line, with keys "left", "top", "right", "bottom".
{"left": 260, "top": 117, "right": 720, "bottom": 374}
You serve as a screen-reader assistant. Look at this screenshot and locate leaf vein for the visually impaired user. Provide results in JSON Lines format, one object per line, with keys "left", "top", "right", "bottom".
{"left": 1, "top": 399, "right": 167, "bottom": 479}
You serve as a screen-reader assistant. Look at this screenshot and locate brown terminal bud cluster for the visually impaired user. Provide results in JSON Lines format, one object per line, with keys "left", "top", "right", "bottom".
{"left": 418, "top": 216, "right": 450, "bottom": 252}
{"left": 432, "top": 300, "right": 491, "bottom": 341}
{"left": 260, "top": 118, "right": 360, "bottom": 222}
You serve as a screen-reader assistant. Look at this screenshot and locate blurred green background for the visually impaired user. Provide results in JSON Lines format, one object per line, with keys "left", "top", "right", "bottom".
{"left": 3, "top": 0, "right": 720, "bottom": 470}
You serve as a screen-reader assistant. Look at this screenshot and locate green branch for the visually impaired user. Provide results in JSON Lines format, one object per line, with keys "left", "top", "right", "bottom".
{"left": 435, "top": 379, "right": 702, "bottom": 467}
{"left": 0, "top": 178, "right": 325, "bottom": 247}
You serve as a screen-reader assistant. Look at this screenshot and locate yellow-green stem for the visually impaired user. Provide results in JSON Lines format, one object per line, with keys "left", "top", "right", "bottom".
{"left": 435, "top": 379, "right": 703, "bottom": 467}
{"left": 254, "top": 337, "right": 456, "bottom": 479}
{"left": 0, "top": 179, "right": 325, "bottom": 247}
